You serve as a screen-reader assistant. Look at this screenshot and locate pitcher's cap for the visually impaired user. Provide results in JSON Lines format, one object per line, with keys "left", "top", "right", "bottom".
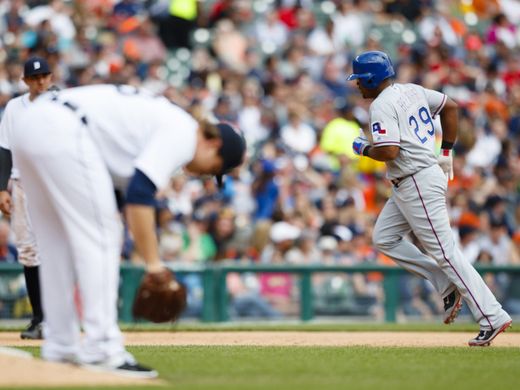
{"left": 24, "top": 57, "right": 51, "bottom": 77}
{"left": 215, "top": 122, "right": 246, "bottom": 187}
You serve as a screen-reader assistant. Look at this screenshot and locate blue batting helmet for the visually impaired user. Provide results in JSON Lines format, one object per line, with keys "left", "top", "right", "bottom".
{"left": 347, "top": 51, "right": 395, "bottom": 89}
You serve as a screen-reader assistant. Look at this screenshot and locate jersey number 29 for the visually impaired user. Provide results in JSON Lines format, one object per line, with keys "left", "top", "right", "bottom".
{"left": 409, "top": 106, "right": 434, "bottom": 144}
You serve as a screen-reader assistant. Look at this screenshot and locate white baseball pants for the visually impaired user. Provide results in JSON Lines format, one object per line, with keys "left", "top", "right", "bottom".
{"left": 374, "top": 164, "right": 511, "bottom": 330}
{"left": 12, "top": 101, "right": 126, "bottom": 363}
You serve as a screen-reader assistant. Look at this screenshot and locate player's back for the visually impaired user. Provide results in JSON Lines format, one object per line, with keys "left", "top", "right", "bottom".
{"left": 46, "top": 84, "right": 198, "bottom": 188}
{"left": 55, "top": 84, "right": 179, "bottom": 147}
{"left": 370, "top": 83, "right": 444, "bottom": 179}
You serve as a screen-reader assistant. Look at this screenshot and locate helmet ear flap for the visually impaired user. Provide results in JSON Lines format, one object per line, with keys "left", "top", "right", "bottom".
{"left": 360, "top": 75, "right": 375, "bottom": 89}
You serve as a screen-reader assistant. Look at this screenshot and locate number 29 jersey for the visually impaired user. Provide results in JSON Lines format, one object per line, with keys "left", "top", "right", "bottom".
{"left": 368, "top": 83, "right": 447, "bottom": 179}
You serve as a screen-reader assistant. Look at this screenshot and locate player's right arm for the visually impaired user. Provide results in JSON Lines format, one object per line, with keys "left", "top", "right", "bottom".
{"left": 126, "top": 113, "right": 197, "bottom": 272}
{"left": 354, "top": 103, "right": 400, "bottom": 161}
{"left": 124, "top": 169, "right": 163, "bottom": 272}
{"left": 363, "top": 144, "right": 399, "bottom": 161}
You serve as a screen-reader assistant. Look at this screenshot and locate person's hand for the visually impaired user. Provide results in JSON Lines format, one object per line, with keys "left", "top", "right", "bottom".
{"left": 438, "top": 149, "right": 454, "bottom": 181}
{"left": 352, "top": 136, "right": 370, "bottom": 156}
{"left": 0, "top": 191, "right": 12, "bottom": 217}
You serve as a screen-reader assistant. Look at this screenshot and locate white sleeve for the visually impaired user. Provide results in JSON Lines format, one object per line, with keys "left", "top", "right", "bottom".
{"left": 134, "top": 118, "right": 198, "bottom": 189}
{"left": 370, "top": 103, "right": 400, "bottom": 147}
{"left": 423, "top": 88, "right": 447, "bottom": 119}
{"left": 0, "top": 104, "right": 12, "bottom": 149}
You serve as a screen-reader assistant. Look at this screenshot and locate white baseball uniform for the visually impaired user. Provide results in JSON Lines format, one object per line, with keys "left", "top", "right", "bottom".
{"left": 0, "top": 93, "right": 41, "bottom": 267}
{"left": 10, "top": 84, "right": 198, "bottom": 364}
{"left": 370, "top": 83, "right": 511, "bottom": 330}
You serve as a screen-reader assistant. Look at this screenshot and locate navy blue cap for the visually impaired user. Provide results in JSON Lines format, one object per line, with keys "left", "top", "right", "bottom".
{"left": 23, "top": 57, "right": 51, "bottom": 77}
{"left": 215, "top": 123, "right": 246, "bottom": 187}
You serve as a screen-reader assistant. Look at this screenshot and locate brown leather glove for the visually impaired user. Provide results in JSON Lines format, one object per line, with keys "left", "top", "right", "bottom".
{"left": 132, "top": 268, "right": 187, "bottom": 323}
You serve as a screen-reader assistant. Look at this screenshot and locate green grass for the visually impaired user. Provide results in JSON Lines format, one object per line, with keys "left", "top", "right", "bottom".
{"left": 7, "top": 345, "right": 520, "bottom": 390}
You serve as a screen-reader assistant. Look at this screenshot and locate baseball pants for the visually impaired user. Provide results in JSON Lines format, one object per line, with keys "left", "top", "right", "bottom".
{"left": 11, "top": 179, "right": 40, "bottom": 267}
{"left": 12, "top": 102, "right": 126, "bottom": 363}
{"left": 373, "top": 164, "right": 511, "bottom": 330}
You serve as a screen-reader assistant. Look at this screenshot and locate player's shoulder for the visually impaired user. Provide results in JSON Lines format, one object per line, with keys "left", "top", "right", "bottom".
{"left": 372, "top": 85, "right": 401, "bottom": 109}
{"left": 5, "top": 93, "right": 29, "bottom": 110}
{"left": 402, "top": 82, "right": 444, "bottom": 97}
{"left": 394, "top": 82, "right": 426, "bottom": 94}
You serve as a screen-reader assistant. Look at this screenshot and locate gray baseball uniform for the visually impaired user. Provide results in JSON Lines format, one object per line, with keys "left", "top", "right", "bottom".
{"left": 371, "top": 83, "right": 511, "bottom": 330}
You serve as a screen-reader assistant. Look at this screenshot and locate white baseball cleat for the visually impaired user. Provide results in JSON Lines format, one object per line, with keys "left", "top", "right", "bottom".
{"left": 443, "top": 289, "right": 462, "bottom": 324}
{"left": 468, "top": 319, "right": 512, "bottom": 347}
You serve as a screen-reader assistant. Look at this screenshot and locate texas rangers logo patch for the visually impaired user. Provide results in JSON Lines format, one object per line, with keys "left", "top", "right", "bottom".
{"left": 372, "top": 122, "right": 387, "bottom": 135}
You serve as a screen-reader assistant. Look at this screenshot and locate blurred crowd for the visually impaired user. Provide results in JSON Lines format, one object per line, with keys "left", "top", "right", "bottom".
{"left": 1, "top": 0, "right": 520, "bottom": 321}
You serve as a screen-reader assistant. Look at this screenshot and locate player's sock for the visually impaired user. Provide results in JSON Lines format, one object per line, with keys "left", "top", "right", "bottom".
{"left": 23, "top": 265, "right": 43, "bottom": 324}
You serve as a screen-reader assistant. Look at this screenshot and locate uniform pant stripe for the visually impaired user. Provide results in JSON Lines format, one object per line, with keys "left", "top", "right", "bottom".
{"left": 411, "top": 176, "right": 493, "bottom": 330}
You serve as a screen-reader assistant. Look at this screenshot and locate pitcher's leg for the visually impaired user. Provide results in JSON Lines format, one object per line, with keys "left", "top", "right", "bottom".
{"left": 373, "top": 197, "right": 455, "bottom": 297}
{"left": 54, "top": 132, "right": 125, "bottom": 364}
{"left": 13, "top": 104, "right": 126, "bottom": 363}
{"left": 15, "top": 164, "right": 80, "bottom": 362}
{"left": 404, "top": 167, "right": 510, "bottom": 329}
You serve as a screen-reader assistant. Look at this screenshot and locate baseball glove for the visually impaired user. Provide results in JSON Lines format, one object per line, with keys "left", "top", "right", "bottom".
{"left": 132, "top": 268, "right": 187, "bottom": 323}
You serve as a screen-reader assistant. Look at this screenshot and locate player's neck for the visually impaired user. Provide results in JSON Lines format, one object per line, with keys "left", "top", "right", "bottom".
{"left": 373, "top": 81, "right": 393, "bottom": 98}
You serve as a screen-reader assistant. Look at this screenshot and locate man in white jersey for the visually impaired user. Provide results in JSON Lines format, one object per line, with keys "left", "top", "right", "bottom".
{"left": 348, "top": 51, "right": 512, "bottom": 347}
{"left": 0, "top": 57, "right": 54, "bottom": 340}
{"left": 9, "top": 84, "right": 246, "bottom": 377}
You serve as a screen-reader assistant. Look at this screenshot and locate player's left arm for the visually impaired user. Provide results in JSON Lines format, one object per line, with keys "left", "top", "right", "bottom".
{"left": 363, "top": 144, "right": 399, "bottom": 161}
{"left": 0, "top": 147, "right": 12, "bottom": 191}
{"left": 424, "top": 88, "right": 458, "bottom": 180}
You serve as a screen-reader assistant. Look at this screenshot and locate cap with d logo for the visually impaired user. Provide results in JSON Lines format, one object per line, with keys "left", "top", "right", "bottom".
{"left": 23, "top": 57, "right": 51, "bottom": 77}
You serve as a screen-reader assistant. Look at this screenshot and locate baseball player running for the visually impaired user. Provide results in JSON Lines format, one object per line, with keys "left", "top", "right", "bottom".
{"left": 0, "top": 57, "right": 54, "bottom": 340}
{"left": 9, "top": 84, "right": 246, "bottom": 377}
{"left": 348, "top": 51, "right": 512, "bottom": 347}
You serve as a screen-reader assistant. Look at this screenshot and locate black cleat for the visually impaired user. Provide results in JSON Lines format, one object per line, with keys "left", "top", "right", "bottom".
{"left": 20, "top": 321, "right": 43, "bottom": 340}
{"left": 82, "top": 358, "right": 158, "bottom": 379}
{"left": 114, "top": 361, "right": 158, "bottom": 379}
{"left": 443, "top": 289, "right": 462, "bottom": 324}
{"left": 468, "top": 320, "right": 512, "bottom": 347}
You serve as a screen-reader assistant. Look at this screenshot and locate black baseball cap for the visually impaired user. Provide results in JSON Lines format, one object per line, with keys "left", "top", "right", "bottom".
{"left": 23, "top": 57, "right": 51, "bottom": 77}
{"left": 215, "top": 122, "right": 246, "bottom": 187}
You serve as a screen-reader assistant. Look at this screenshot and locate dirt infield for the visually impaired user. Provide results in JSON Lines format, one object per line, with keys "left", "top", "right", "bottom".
{"left": 0, "top": 347, "right": 160, "bottom": 387}
{"left": 3, "top": 330, "right": 520, "bottom": 348}
{"left": 1, "top": 331, "right": 519, "bottom": 387}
